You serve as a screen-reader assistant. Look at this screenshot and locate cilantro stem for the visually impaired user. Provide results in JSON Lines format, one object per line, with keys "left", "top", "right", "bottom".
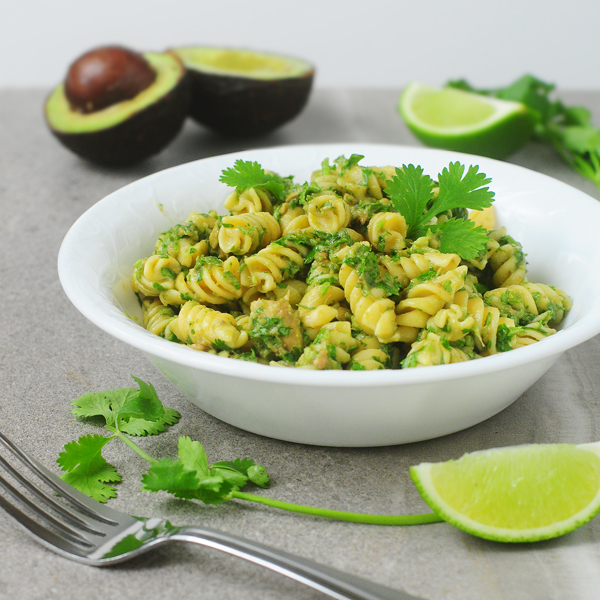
{"left": 230, "top": 491, "right": 442, "bottom": 525}
{"left": 67, "top": 379, "right": 443, "bottom": 522}
{"left": 108, "top": 427, "right": 441, "bottom": 525}
{"left": 106, "top": 426, "right": 159, "bottom": 466}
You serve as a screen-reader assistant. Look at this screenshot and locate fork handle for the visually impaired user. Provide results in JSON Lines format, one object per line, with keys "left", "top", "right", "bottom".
{"left": 169, "top": 525, "right": 420, "bottom": 600}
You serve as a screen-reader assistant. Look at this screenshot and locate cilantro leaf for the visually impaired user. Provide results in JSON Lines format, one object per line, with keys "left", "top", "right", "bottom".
{"left": 57, "top": 434, "right": 121, "bottom": 503}
{"left": 219, "top": 160, "right": 288, "bottom": 201}
{"left": 247, "top": 464, "right": 270, "bottom": 488}
{"left": 142, "top": 459, "right": 236, "bottom": 505}
{"left": 427, "top": 218, "right": 489, "bottom": 261}
{"left": 211, "top": 457, "right": 270, "bottom": 489}
{"left": 386, "top": 164, "right": 435, "bottom": 229}
{"left": 118, "top": 408, "right": 181, "bottom": 436}
{"left": 385, "top": 161, "right": 494, "bottom": 259}
{"left": 59, "top": 379, "right": 438, "bottom": 525}
{"left": 496, "top": 323, "right": 515, "bottom": 353}
{"left": 209, "top": 465, "right": 249, "bottom": 489}
{"left": 220, "top": 160, "right": 265, "bottom": 189}
{"left": 70, "top": 376, "right": 180, "bottom": 437}
{"left": 211, "top": 457, "right": 253, "bottom": 475}
{"left": 116, "top": 377, "right": 164, "bottom": 426}
{"left": 431, "top": 163, "right": 494, "bottom": 216}
{"left": 177, "top": 436, "right": 209, "bottom": 477}
{"left": 141, "top": 457, "right": 204, "bottom": 500}
{"left": 560, "top": 125, "right": 600, "bottom": 155}
{"left": 141, "top": 436, "right": 270, "bottom": 504}
{"left": 70, "top": 388, "right": 136, "bottom": 427}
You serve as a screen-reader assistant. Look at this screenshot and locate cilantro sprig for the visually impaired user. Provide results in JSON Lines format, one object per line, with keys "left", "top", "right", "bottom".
{"left": 385, "top": 162, "right": 493, "bottom": 259}
{"left": 58, "top": 377, "right": 440, "bottom": 526}
{"left": 219, "top": 160, "right": 291, "bottom": 203}
{"left": 448, "top": 74, "right": 600, "bottom": 195}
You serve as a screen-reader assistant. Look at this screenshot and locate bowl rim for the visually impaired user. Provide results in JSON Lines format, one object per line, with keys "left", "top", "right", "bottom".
{"left": 58, "top": 142, "right": 600, "bottom": 388}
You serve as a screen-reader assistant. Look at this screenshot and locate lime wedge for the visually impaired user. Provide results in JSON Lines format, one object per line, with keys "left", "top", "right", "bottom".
{"left": 399, "top": 83, "right": 534, "bottom": 159}
{"left": 410, "top": 443, "right": 600, "bottom": 542}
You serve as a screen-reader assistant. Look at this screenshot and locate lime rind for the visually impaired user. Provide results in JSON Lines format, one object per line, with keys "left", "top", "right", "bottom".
{"left": 399, "top": 83, "right": 535, "bottom": 160}
{"left": 410, "top": 443, "right": 600, "bottom": 543}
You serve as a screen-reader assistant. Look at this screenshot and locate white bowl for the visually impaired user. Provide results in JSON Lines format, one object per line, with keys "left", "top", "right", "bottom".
{"left": 58, "top": 143, "right": 600, "bottom": 447}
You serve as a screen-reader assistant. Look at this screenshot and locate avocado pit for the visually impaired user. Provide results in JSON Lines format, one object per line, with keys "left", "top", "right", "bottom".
{"left": 45, "top": 47, "right": 190, "bottom": 165}
{"left": 65, "top": 46, "right": 156, "bottom": 114}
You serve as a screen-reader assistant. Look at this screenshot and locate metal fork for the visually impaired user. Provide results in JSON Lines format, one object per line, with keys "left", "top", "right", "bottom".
{"left": 0, "top": 431, "right": 421, "bottom": 600}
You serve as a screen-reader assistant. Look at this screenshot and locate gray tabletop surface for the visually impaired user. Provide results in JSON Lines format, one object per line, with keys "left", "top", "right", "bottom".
{"left": 2, "top": 88, "right": 600, "bottom": 600}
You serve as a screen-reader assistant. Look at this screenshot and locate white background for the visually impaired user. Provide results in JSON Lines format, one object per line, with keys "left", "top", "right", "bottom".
{"left": 1, "top": 0, "right": 599, "bottom": 90}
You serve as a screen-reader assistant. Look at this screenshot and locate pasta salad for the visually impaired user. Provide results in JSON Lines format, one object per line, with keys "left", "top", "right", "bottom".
{"left": 131, "top": 155, "right": 572, "bottom": 370}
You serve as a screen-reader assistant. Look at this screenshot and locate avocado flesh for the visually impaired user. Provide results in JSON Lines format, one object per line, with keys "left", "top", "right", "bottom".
{"left": 173, "top": 47, "right": 312, "bottom": 80}
{"left": 46, "top": 53, "right": 183, "bottom": 133}
{"left": 45, "top": 51, "right": 190, "bottom": 164}
{"left": 171, "top": 47, "right": 314, "bottom": 137}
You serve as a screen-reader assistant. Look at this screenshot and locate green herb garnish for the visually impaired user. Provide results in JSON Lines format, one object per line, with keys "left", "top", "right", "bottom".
{"left": 342, "top": 244, "right": 401, "bottom": 297}
{"left": 385, "top": 162, "right": 493, "bottom": 259}
{"left": 219, "top": 160, "right": 291, "bottom": 202}
{"left": 334, "top": 153, "right": 365, "bottom": 172}
{"left": 58, "top": 377, "right": 440, "bottom": 526}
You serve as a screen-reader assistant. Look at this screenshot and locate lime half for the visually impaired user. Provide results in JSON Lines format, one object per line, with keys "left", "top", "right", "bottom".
{"left": 410, "top": 442, "right": 600, "bottom": 542}
{"left": 399, "top": 83, "right": 534, "bottom": 159}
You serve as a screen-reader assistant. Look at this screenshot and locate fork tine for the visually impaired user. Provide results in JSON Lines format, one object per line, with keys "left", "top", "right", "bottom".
{"left": 0, "top": 471, "right": 95, "bottom": 549}
{"left": 0, "top": 431, "right": 119, "bottom": 525}
{"left": 0, "top": 452, "right": 107, "bottom": 535}
{"left": 0, "top": 489, "right": 92, "bottom": 560}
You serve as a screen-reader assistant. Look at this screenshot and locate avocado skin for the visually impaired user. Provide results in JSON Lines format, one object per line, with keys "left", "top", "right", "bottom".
{"left": 187, "top": 69, "right": 314, "bottom": 137}
{"left": 47, "top": 74, "right": 190, "bottom": 165}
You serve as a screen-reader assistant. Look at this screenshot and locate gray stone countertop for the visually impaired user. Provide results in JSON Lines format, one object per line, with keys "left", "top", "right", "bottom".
{"left": 1, "top": 88, "right": 600, "bottom": 600}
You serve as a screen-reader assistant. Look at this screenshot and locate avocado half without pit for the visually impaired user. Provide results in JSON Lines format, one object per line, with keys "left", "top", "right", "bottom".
{"left": 45, "top": 46, "right": 190, "bottom": 165}
{"left": 171, "top": 47, "right": 314, "bottom": 137}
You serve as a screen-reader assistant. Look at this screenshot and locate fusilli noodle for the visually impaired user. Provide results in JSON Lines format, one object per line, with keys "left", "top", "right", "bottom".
{"left": 132, "top": 155, "right": 572, "bottom": 370}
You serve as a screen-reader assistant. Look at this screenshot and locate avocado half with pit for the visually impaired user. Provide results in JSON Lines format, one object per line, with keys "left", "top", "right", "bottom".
{"left": 171, "top": 47, "right": 314, "bottom": 136}
{"left": 45, "top": 50, "right": 190, "bottom": 165}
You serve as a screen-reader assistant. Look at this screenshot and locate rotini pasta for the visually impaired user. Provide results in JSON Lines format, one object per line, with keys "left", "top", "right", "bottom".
{"left": 165, "top": 301, "right": 249, "bottom": 351}
{"left": 224, "top": 187, "right": 274, "bottom": 214}
{"left": 349, "top": 332, "right": 393, "bottom": 370}
{"left": 484, "top": 282, "right": 572, "bottom": 327}
{"left": 306, "top": 192, "right": 351, "bottom": 233}
{"left": 240, "top": 237, "right": 307, "bottom": 293}
{"left": 278, "top": 203, "right": 310, "bottom": 235}
{"left": 296, "top": 321, "right": 357, "bottom": 369}
{"left": 487, "top": 228, "right": 528, "bottom": 287}
{"left": 396, "top": 266, "right": 468, "bottom": 341}
{"left": 209, "top": 212, "right": 281, "bottom": 256}
{"left": 158, "top": 256, "right": 242, "bottom": 307}
{"left": 380, "top": 249, "right": 461, "bottom": 289}
{"left": 337, "top": 243, "right": 403, "bottom": 343}
{"left": 132, "top": 155, "right": 572, "bottom": 370}
{"left": 142, "top": 297, "right": 175, "bottom": 337}
{"left": 132, "top": 254, "right": 181, "bottom": 297}
{"left": 367, "top": 212, "right": 408, "bottom": 253}
{"left": 402, "top": 331, "right": 473, "bottom": 368}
